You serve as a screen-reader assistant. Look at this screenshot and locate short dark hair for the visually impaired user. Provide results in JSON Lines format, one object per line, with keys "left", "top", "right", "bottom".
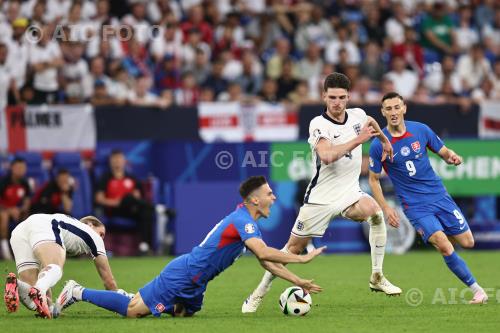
{"left": 323, "top": 72, "right": 351, "bottom": 91}
{"left": 11, "top": 157, "right": 26, "bottom": 166}
{"left": 381, "top": 92, "right": 404, "bottom": 103}
{"left": 239, "top": 176, "right": 267, "bottom": 200}
{"left": 56, "top": 168, "right": 70, "bottom": 176}
{"left": 110, "top": 149, "right": 124, "bottom": 157}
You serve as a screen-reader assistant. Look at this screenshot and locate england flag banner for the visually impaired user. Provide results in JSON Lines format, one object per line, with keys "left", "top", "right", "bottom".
{"left": 0, "top": 104, "right": 96, "bottom": 153}
{"left": 479, "top": 100, "right": 500, "bottom": 138}
{"left": 198, "top": 102, "right": 298, "bottom": 142}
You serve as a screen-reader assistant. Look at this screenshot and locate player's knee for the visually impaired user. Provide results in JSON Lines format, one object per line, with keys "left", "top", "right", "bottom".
{"left": 367, "top": 211, "right": 384, "bottom": 226}
{"left": 430, "top": 234, "right": 454, "bottom": 256}
{"left": 461, "top": 237, "right": 475, "bottom": 249}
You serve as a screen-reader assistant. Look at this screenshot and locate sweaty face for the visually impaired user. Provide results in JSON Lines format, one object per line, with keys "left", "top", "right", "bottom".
{"left": 323, "top": 88, "right": 349, "bottom": 118}
{"left": 381, "top": 97, "right": 406, "bottom": 127}
{"left": 250, "top": 183, "right": 276, "bottom": 219}
{"left": 92, "top": 225, "right": 106, "bottom": 239}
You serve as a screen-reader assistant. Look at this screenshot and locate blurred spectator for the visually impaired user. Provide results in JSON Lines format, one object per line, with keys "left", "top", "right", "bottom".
{"left": 258, "top": 77, "right": 279, "bottom": 103}
{"left": 294, "top": 4, "right": 334, "bottom": 52}
{"left": 424, "top": 55, "right": 462, "bottom": 94}
{"left": 325, "top": 25, "right": 361, "bottom": 65}
{"left": 214, "top": 11, "right": 245, "bottom": 49}
{"left": 391, "top": 26, "right": 424, "bottom": 76}
{"left": 95, "top": 150, "right": 154, "bottom": 255}
{"left": 481, "top": 9, "right": 500, "bottom": 58}
{"left": 60, "top": 42, "right": 89, "bottom": 103}
{"left": 0, "top": 158, "right": 31, "bottom": 260}
{"left": 45, "top": 0, "right": 72, "bottom": 23}
{"left": 154, "top": 54, "right": 181, "bottom": 93}
{"left": 180, "top": 5, "right": 213, "bottom": 45}
{"left": 296, "top": 42, "right": 323, "bottom": 81}
{"left": 147, "top": 0, "right": 182, "bottom": 24}
{"left": 199, "top": 86, "right": 215, "bottom": 102}
{"left": 265, "top": 38, "right": 292, "bottom": 80}
{"left": 31, "top": 168, "right": 73, "bottom": 215}
{"left": 174, "top": 71, "right": 200, "bottom": 106}
{"left": 350, "top": 76, "right": 381, "bottom": 105}
{"left": 420, "top": 1, "right": 457, "bottom": 57}
{"left": 411, "top": 84, "right": 435, "bottom": 104}
{"left": 30, "top": 1, "right": 47, "bottom": 26}
{"left": 121, "top": 1, "right": 151, "bottom": 45}
{"left": 385, "top": 2, "right": 412, "bottom": 45}
{"left": 287, "top": 80, "right": 317, "bottom": 105}
{"left": 203, "top": 59, "right": 228, "bottom": 98}
{"left": 489, "top": 59, "right": 500, "bottom": 95}
{"left": 0, "top": 43, "right": 18, "bottom": 110}
{"left": 217, "top": 81, "right": 244, "bottom": 102}
{"left": 0, "top": 0, "right": 21, "bottom": 41}
{"left": 183, "top": 47, "right": 211, "bottom": 86}
{"left": 150, "top": 22, "right": 183, "bottom": 63}
{"left": 361, "top": 4, "right": 386, "bottom": 47}
{"left": 385, "top": 56, "right": 419, "bottom": 99}
{"left": 455, "top": 4, "right": 479, "bottom": 54}
{"left": 235, "top": 50, "right": 263, "bottom": 95}
{"left": 182, "top": 27, "right": 211, "bottom": 67}
{"left": 245, "top": 10, "right": 290, "bottom": 54}
{"left": 122, "top": 38, "right": 151, "bottom": 78}
{"left": 90, "top": 79, "right": 120, "bottom": 105}
{"left": 474, "top": 0, "right": 495, "bottom": 30}
{"left": 29, "top": 25, "right": 64, "bottom": 104}
{"left": 277, "top": 58, "right": 299, "bottom": 101}
{"left": 360, "top": 41, "right": 386, "bottom": 84}
{"left": 83, "top": 56, "right": 113, "bottom": 100}
{"left": 5, "top": 18, "right": 29, "bottom": 91}
{"left": 128, "top": 75, "right": 171, "bottom": 108}
{"left": 456, "top": 44, "right": 491, "bottom": 92}
{"left": 471, "top": 78, "right": 500, "bottom": 103}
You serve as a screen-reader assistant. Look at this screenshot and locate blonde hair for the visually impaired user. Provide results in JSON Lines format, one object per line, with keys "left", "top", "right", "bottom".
{"left": 80, "top": 216, "right": 105, "bottom": 228}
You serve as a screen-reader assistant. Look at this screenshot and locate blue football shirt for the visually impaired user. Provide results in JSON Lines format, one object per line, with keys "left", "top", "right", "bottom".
{"left": 186, "top": 206, "right": 262, "bottom": 285}
{"left": 369, "top": 121, "right": 447, "bottom": 209}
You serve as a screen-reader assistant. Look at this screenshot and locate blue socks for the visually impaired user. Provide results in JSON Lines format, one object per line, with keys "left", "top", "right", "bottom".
{"left": 82, "top": 289, "right": 131, "bottom": 316}
{"left": 443, "top": 252, "right": 476, "bottom": 286}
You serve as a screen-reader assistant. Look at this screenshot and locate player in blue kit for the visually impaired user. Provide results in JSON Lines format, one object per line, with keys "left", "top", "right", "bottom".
{"left": 368, "top": 92, "right": 488, "bottom": 304}
{"left": 55, "top": 176, "right": 325, "bottom": 317}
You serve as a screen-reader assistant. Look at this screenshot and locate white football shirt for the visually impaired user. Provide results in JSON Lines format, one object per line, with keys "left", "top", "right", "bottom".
{"left": 304, "top": 108, "right": 368, "bottom": 204}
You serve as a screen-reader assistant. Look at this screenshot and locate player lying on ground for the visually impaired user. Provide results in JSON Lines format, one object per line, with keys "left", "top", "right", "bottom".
{"left": 242, "top": 73, "right": 401, "bottom": 314}
{"left": 4, "top": 214, "right": 119, "bottom": 318}
{"left": 56, "top": 176, "right": 325, "bottom": 318}
{"left": 368, "top": 92, "right": 488, "bottom": 304}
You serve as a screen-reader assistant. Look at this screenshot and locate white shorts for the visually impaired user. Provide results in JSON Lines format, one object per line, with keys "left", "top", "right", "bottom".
{"left": 291, "top": 191, "right": 367, "bottom": 238}
{"left": 10, "top": 218, "right": 63, "bottom": 273}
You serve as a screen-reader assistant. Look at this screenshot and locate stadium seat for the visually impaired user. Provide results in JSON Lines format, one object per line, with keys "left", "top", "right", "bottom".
{"left": 52, "top": 152, "right": 92, "bottom": 218}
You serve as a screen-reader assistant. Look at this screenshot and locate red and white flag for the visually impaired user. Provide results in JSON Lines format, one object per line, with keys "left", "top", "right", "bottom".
{"left": 479, "top": 101, "right": 500, "bottom": 138}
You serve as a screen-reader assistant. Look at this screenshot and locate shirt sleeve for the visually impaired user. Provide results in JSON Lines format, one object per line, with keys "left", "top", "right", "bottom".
{"left": 423, "top": 124, "right": 444, "bottom": 153}
{"left": 369, "top": 140, "right": 383, "bottom": 174}
{"left": 307, "top": 117, "right": 331, "bottom": 149}
{"left": 234, "top": 218, "right": 262, "bottom": 242}
{"left": 91, "top": 233, "right": 107, "bottom": 259}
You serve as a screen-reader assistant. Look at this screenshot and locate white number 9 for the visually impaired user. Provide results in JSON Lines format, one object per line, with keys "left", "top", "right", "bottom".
{"left": 406, "top": 160, "right": 416, "bottom": 176}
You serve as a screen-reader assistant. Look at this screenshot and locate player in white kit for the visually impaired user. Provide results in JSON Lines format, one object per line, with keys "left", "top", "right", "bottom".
{"left": 4, "top": 213, "right": 119, "bottom": 319}
{"left": 242, "top": 73, "right": 402, "bottom": 313}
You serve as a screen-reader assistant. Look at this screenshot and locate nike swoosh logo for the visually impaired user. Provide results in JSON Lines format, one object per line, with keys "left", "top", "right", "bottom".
{"left": 392, "top": 152, "right": 398, "bottom": 158}
{"left": 459, "top": 225, "right": 466, "bottom": 230}
{"left": 334, "top": 135, "right": 340, "bottom": 138}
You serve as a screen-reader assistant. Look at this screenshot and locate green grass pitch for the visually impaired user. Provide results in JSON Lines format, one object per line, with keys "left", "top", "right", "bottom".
{"left": 2, "top": 251, "right": 500, "bottom": 333}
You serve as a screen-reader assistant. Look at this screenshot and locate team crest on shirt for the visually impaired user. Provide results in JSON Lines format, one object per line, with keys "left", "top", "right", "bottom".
{"left": 244, "top": 223, "right": 255, "bottom": 234}
{"left": 411, "top": 141, "right": 421, "bottom": 153}
{"left": 313, "top": 128, "right": 321, "bottom": 138}
{"left": 400, "top": 146, "right": 411, "bottom": 157}
{"left": 155, "top": 303, "right": 165, "bottom": 313}
{"left": 353, "top": 123, "right": 361, "bottom": 135}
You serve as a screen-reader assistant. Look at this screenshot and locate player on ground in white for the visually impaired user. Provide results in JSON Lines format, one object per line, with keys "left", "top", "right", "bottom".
{"left": 4, "top": 214, "right": 118, "bottom": 318}
{"left": 242, "top": 72, "right": 401, "bottom": 313}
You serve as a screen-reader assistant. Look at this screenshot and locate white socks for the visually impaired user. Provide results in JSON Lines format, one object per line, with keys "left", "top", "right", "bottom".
{"left": 1, "top": 239, "right": 12, "bottom": 260}
{"left": 17, "top": 279, "right": 37, "bottom": 311}
{"left": 35, "top": 264, "right": 63, "bottom": 294}
{"left": 255, "top": 246, "right": 289, "bottom": 297}
{"left": 470, "top": 282, "right": 483, "bottom": 294}
{"left": 367, "top": 211, "right": 387, "bottom": 274}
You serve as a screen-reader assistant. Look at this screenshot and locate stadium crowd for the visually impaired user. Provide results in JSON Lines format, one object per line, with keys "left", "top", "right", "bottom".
{"left": 0, "top": 0, "right": 499, "bottom": 112}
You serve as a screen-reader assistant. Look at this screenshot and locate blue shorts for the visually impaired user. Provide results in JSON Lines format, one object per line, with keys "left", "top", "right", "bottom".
{"left": 404, "top": 195, "right": 469, "bottom": 243}
{"left": 139, "top": 255, "right": 206, "bottom": 317}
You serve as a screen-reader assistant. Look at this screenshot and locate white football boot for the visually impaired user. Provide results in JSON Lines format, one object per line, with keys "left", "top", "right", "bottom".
{"left": 369, "top": 272, "right": 402, "bottom": 296}
{"left": 242, "top": 292, "right": 266, "bottom": 313}
{"left": 56, "top": 280, "right": 81, "bottom": 313}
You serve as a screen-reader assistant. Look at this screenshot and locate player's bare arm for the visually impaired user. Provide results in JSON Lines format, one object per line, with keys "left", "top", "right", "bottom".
{"left": 366, "top": 116, "right": 393, "bottom": 162}
{"left": 315, "top": 124, "right": 377, "bottom": 164}
{"left": 244, "top": 238, "right": 326, "bottom": 264}
{"left": 94, "top": 255, "right": 118, "bottom": 290}
{"left": 368, "top": 171, "right": 400, "bottom": 228}
{"left": 438, "top": 146, "right": 463, "bottom": 165}
{"left": 259, "top": 260, "right": 323, "bottom": 293}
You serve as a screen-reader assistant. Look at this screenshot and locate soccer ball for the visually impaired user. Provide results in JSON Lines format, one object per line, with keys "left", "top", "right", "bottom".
{"left": 279, "top": 286, "right": 312, "bottom": 316}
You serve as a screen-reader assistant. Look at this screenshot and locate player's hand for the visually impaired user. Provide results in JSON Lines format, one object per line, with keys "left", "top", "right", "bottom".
{"left": 447, "top": 153, "right": 462, "bottom": 166}
{"left": 381, "top": 141, "right": 394, "bottom": 162}
{"left": 357, "top": 124, "right": 378, "bottom": 144}
{"left": 383, "top": 206, "right": 400, "bottom": 228}
{"left": 300, "top": 246, "right": 327, "bottom": 263}
{"left": 297, "top": 279, "right": 323, "bottom": 294}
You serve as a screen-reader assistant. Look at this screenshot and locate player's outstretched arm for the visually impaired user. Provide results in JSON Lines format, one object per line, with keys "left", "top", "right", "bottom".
{"left": 368, "top": 171, "right": 399, "bottom": 227}
{"left": 245, "top": 238, "right": 326, "bottom": 264}
{"left": 316, "top": 125, "right": 377, "bottom": 164}
{"left": 366, "top": 116, "right": 393, "bottom": 162}
{"left": 259, "top": 260, "right": 323, "bottom": 293}
{"left": 438, "top": 146, "right": 463, "bottom": 165}
{"left": 94, "top": 255, "right": 118, "bottom": 290}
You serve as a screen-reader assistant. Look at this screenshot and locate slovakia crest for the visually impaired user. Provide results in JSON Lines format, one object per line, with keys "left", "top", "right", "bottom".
{"left": 155, "top": 303, "right": 165, "bottom": 313}
{"left": 411, "top": 141, "right": 421, "bottom": 153}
